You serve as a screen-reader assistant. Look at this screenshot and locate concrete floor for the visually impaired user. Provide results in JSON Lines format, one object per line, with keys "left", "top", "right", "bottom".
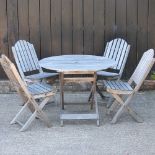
{"left": 0, "top": 91, "right": 155, "bottom": 155}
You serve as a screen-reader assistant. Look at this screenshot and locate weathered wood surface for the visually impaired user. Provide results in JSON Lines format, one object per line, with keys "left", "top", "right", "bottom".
{"left": 97, "top": 38, "right": 130, "bottom": 79}
{"left": 0, "top": 0, "right": 155, "bottom": 79}
{"left": 12, "top": 40, "right": 58, "bottom": 81}
{"left": 105, "top": 49, "right": 155, "bottom": 124}
{"left": 0, "top": 55, "right": 56, "bottom": 131}
{"left": 39, "top": 55, "right": 116, "bottom": 72}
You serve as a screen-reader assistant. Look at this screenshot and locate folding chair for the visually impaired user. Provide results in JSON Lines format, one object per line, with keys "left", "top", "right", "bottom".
{"left": 104, "top": 49, "right": 155, "bottom": 123}
{"left": 96, "top": 38, "right": 130, "bottom": 99}
{"left": 12, "top": 40, "right": 58, "bottom": 82}
{"left": 0, "top": 55, "right": 57, "bottom": 131}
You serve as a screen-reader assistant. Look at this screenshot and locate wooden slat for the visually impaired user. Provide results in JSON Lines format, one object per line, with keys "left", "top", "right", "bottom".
{"left": 109, "top": 39, "right": 121, "bottom": 59}
{"left": 51, "top": 0, "right": 61, "bottom": 55}
{"left": 94, "top": 0, "right": 105, "bottom": 56}
{"left": 116, "top": 44, "right": 127, "bottom": 70}
{"left": 22, "top": 41, "right": 39, "bottom": 70}
{"left": 105, "top": 41, "right": 113, "bottom": 58}
{"left": 60, "top": 114, "right": 98, "bottom": 120}
{"left": 103, "top": 42, "right": 109, "bottom": 56}
{"left": 64, "top": 77, "right": 94, "bottom": 83}
{"left": 112, "top": 39, "right": 124, "bottom": 62}
{"left": 105, "top": 0, "right": 115, "bottom": 42}
{"left": 73, "top": 0, "right": 83, "bottom": 54}
{"left": 113, "top": 81, "right": 125, "bottom": 90}
{"left": 29, "top": 44, "right": 41, "bottom": 70}
{"left": 7, "top": 0, "right": 18, "bottom": 60}
{"left": 105, "top": 81, "right": 133, "bottom": 91}
{"left": 12, "top": 46, "right": 26, "bottom": 79}
{"left": 103, "top": 38, "right": 130, "bottom": 75}
{"left": 148, "top": 0, "right": 155, "bottom": 50}
{"left": 18, "top": 0, "right": 29, "bottom": 40}
{"left": 12, "top": 40, "right": 41, "bottom": 75}
{"left": 18, "top": 40, "right": 34, "bottom": 71}
{"left": 83, "top": 0, "right": 94, "bottom": 55}
{"left": 28, "top": 83, "right": 52, "bottom": 95}
{"left": 62, "top": 0, "right": 72, "bottom": 54}
{"left": 40, "top": 0, "right": 52, "bottom": 58}
{"left": 0, "top": 0, "right": 8, "bottom": 79}
{"left": 105, "top": 81, "right": 115, "bottom": 90}
{"left": 115, "top": 0, "right": 126, "bottom": 38}
{"left": 126, "top": 0, "right": 138, "bottom": 77}
{"left": 137, "top": 0, "right": 148, "bottom": 60}
{"left": 29, "top": 0, "right": 40, "bottom": 58}
{"left": 14, "top": 43, "right": 27, "bottom": 72}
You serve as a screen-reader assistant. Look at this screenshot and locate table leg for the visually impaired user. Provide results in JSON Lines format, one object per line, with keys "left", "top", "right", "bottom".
{"left": 60, "top": 72, "right": 64, "bottom": 109}
{"left": 91, "top": 72, "right": 97, "bottom": 109}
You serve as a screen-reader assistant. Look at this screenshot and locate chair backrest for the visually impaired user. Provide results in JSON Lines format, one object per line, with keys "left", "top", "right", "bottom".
{"left": 129, "top": 49, "right": 155, "bottom": 91}
{"left": 0, "top": 55, "right": 31, "bottom": 99}
{"left": 104, "top": 38, "right": 130, "bottom": 78}
{"left": 12, "top": 40, "right": 42, "bottom": 79}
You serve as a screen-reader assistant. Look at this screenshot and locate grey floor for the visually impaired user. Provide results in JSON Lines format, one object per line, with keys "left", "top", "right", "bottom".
{"left": 0, "top": 91, "right": 155, "bottom": 155}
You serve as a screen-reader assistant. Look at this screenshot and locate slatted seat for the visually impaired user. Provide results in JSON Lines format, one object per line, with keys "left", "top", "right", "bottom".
{"left": 28, "top": 83, "right": 53, "bottom": 95}
{"left": 0, "top": 55, "right": 56, "bottom": 131}
{"left": 12, "top": 40, "right": 58, "bottom": 82}
{"left": 104, "top": 81, "right": 133, "bottom": 94}
{"left": 104, "top": 49, "right": 155, "bottom": 124}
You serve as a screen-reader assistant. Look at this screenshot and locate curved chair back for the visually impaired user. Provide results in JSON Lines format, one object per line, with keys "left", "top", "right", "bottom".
{"left": 12, "top": 40, "right": 42, "bottom": 79}
{"left": 104, "top": 38, "right": 130, "bottom": 78}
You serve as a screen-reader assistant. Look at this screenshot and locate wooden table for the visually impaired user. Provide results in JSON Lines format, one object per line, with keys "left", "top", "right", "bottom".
{"left": 39, "top": 55, "right": 116, "bottom": 126}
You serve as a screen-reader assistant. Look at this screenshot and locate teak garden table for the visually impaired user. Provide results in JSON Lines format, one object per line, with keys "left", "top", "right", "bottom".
{"left": 39, "top": 55, "right": 116, "bottom": 126}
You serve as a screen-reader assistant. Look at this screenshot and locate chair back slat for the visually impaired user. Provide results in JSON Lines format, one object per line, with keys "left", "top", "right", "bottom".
{"left": 15, "top": 41, "right": 31, "bottom": 72}
{"left": 103, "top": 38, "right": 130, "bottom": 78}
{"left": 29, "top": 43, "right": 42, "bottom": 71}
{"left": 12, "top": 40, "right": 41, "bottom": 76}
{"left": 21, "top": 40, "right": 38, "bottom": 71}
{"left": 129, "top": 49, "right": 155, "bottom": 90}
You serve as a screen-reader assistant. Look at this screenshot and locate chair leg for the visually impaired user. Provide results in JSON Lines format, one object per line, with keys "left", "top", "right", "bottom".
{"left": 20, "top": 97, "right": 52, "bottom": 131}
{"left": 111, "top": 93, "right": 143, "bottom": 123}
{"left": 126, "top": 106, "right": 143, "bottom": 123}
{"left": 20, "top": 111, "right": 37, "bottom": 132}
{"left": 111, "top": 94, "right": 131, "bottom": 123}
{"left": 111, "top": 104, "right": 125, "bottom": 123}
{"left": 106, "top": 96, "right": 114, "bottom": 108}
{"left": 88, "top": 82, "right": 94, "bottom": 102}
{"left": 88, "top": 91, "right": 93, "bottom": 102}
{"left": 60, "top": 120, "right": 63, "bottom": 127}
{"left": 96, "top": 85, "right": 105, "bottom": 99}
{"left": 36, "top": 97, "right": 52, "bottom": 127}
{"left": 88, "top": 85, "right": 105, "bottom": 101}
{"left": 107, "top": 99, "right": 118, "bottom": 114}
{"left": 10, "top": 101, "right": 29, "bottom": 124}
{"left": 37, "top": 110, "right": 52, "bottom": 128}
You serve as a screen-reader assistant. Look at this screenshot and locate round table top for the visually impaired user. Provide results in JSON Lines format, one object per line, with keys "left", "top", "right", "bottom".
{"left": 39, "top": 55, "right": 116, "bottom": 72}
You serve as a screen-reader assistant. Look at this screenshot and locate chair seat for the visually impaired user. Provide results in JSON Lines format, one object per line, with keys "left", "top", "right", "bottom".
{"left": 97, "top": 71, "right": 119, "bottom": 77}
{"left": 28, "top": 82, "right": 54, "bottom": 95}
{"left": 26, "top": 72, "right": 58, "bottom": 80}
{"left": 104, "top": 80, "right": 133, "bottom": 94}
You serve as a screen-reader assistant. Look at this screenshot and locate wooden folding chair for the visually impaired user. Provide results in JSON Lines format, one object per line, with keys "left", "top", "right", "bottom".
{"left": 0, "top": 55, "right": 56, "bottom": 131}
{"left": 89, "top": 38, "right": 130, "bottom": 101}
{"left": 104, "top": 49, "right": 155, "bottom": 123}
{"left": 12, "top": 40, "right": 58, "bottom": 82}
